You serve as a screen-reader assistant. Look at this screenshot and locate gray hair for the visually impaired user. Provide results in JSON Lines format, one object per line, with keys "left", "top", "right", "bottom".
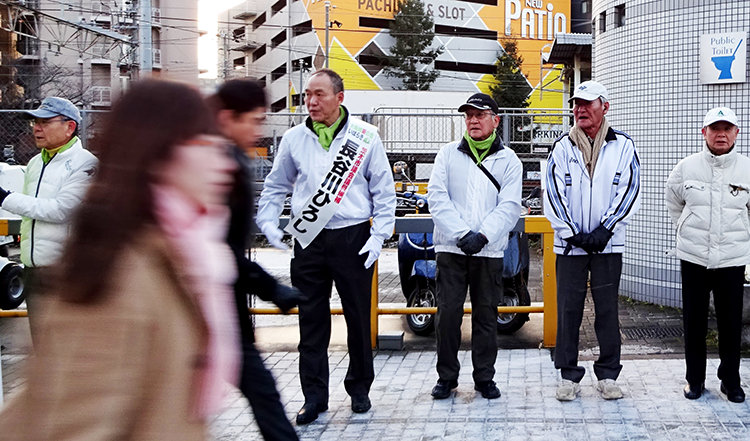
{"left": 310, "top": 68, "right": 344, "bottom": 94}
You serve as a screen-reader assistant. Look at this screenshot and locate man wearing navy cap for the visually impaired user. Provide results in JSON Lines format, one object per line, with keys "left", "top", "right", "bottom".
{"left": 544, "top": 81, "right": 641, "bottom": 401}
{"left": 427, "top": 93, "right": 522, "bottom": 400}
{"left": 5, "top": 97, "right": 97, "bottom": 342}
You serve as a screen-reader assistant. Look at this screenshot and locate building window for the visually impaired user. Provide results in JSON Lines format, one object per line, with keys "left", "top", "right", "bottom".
{"left": 270, "top": 97, "right": 286, "bottom": 112}
{"left": 271, "top": 30, "right": 286, "bottom": 48}
{"left": 581, "top": 0, "right": 589, "bottom": 14}
{"left": 252, "top": 12, "right": 266, "bottom": 31}
{"left": 598, "top": 11, "right": 606, "bottom": 34}
{"left": 271, "top": 0, "right": 286, "bottom": 16}
{"left": 234, "top": 56, "right": 245, "bottom": 70}
{"left": 252, "top": 44, "right": 266, "bottom": 62}
{"left": 271, "top": 64, "right": 286, "bottom": 82}
{"left": 293, "top": 20, "right": 312, "bottom": 37}
{"left": 233, "top": 26, "right": 246, "bottom": 42}
{"left": 292, "top": 56, "right": 312, "bottom": 71}
{"left": 359, "top": 16, "right": 393, "bottom": 29}
{"left": 435, "top": 24, "right": 497, "bottom": 40}
{"left": 614, "top": 4, "right": 625, "bottom": 28}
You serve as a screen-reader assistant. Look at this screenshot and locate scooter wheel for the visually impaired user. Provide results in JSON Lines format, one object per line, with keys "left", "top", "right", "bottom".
{"left": 0, "top": 264, "right": 25, "bottom": 310}
{"left": 497, "top": 274, "right": 531, "bottom": 334}
{"left": 406, "top": 286, "right": 436, "bottom": 336}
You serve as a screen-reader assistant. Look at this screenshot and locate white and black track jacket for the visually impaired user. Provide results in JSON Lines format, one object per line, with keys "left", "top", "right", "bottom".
{"left": 543, "top": 127, "right": 641, "bottom": 255}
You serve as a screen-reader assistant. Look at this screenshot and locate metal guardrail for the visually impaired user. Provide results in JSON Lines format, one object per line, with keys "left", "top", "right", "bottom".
{"left": 256, "top": 215, "right": 558, "bottom": 348}
{"left": 0, "top": 217, "right": 560, "bottom": 348}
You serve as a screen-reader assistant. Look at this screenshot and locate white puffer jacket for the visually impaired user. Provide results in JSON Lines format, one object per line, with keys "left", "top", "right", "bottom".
{"left": 2, "top": 139, "right": 97, "bottom": 267}
{"left": 665, "top": 146, "right": 750, "bottom": 269}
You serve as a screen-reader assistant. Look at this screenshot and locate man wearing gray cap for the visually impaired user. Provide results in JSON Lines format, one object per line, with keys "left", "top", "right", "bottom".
{"left": 666, "top": 107, "right": 750, "bottom": 403}
{"left": 427, "top": 93, "right": 522, "bottom": 400}
{"left": 4, "top": 97, "right": 97, "bottom": 341}
{"left": 544, "top": 81, "right": 641, "bottom": 401}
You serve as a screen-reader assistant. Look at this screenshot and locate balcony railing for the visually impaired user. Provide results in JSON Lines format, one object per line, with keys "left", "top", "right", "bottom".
{"left": 90, "top": 86, "right": 112, "bottom": 106}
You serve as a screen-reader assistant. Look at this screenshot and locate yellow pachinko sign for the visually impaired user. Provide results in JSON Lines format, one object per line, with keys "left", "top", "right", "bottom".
{"left": 302, "top": 0, "right": 570, "bottom": 108}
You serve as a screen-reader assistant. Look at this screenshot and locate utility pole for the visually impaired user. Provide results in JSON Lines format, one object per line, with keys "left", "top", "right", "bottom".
{"left": 324, "top": 1, "right": 330, "bottom": 68}
{"left": 138, "top": 0, "right": 152, "bottom": 76}
{"left": 287, "top": 1, "right": 292, "bottom": 110}
{"left": 219, "top": 29, "right": 230, "bottom": 79}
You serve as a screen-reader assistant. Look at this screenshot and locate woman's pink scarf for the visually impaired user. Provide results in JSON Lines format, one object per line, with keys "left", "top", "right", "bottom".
{"left": 153, "top": 185, "right": 240, "bottom": 418}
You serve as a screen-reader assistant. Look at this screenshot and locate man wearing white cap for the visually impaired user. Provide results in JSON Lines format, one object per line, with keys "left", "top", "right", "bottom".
{"left": 5, "top": 97, "right": 97, "bottom": 342}
{"left": 544, "top": 81, "right": 641, "bottom": 401}
{"left": 666, "top": 107, "right": 750, "bottom": 403}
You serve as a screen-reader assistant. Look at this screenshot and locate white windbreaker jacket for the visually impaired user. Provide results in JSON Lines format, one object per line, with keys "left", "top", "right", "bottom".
{"left": 543, "top": 128, "right": 641, "bottom": 255}
{"left": 2, "top": 139, "right": 97, "bottom": 267}
{"left": 428, "top": 137, "right": 522, "bottom": 258}
{"left": 256, "top": 108, "right": 396, "bottom": 241}
{"left": 665, "top": 146, "right": 750, "bottom": 269}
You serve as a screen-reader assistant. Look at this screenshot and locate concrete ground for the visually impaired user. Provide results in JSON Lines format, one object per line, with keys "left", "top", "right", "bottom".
{"left": 2, "top": 248, "right": 742, "bottom": 440}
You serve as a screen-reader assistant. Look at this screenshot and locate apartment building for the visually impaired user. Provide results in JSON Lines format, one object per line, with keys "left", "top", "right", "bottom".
{"left": 2, "top": 0, "right": 200, "bottom": 109}
{"left": 223, "top": 0, "right": 591, "bottom": 113}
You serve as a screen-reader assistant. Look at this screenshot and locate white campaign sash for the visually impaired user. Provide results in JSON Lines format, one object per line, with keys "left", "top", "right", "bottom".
{"left": 285, "top": 118, "right": 377, "bottom": 249}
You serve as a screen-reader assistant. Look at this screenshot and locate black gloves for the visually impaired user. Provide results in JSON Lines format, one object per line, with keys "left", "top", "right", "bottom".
{"left": 272, "top": 284, "right": 303, "bottom": 313}
{"left": 589, "top": 225, "right": 613, "bottom": 253}
{"left": 564, "top": 233, "right": 594, "bottom": 255}
{"left": 563, "top": 225, "right": 613, "bottom": 255}
{"left": 0, "top": 186, "right": 9, "bottom": 205}
{"left": 456, "top": 231, "right": 489, "bottom": 255}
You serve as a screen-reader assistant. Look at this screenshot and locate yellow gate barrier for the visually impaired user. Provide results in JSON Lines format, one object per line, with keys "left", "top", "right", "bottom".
{"left": 0, "top": 217, "right": 558, "bottom": 348}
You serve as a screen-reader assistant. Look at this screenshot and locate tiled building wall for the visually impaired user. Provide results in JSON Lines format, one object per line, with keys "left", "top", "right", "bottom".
{"left": 592, "top": 0, "right": 750, "bottom": 307}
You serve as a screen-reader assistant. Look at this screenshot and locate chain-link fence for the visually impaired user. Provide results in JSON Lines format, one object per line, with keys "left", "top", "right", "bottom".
{"left": 0, "top": 110, "right": 107, "bottom": 165}
{"left": 258, "top": 108, "right": 573, "bottom": 197}
{"left": 0, "top": 107, "right": 570, "bottom": 197}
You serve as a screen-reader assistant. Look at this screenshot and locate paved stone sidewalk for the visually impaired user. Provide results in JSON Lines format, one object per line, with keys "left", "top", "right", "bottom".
{"left": 205, "top": 349, "right": 750, "bottom": 441}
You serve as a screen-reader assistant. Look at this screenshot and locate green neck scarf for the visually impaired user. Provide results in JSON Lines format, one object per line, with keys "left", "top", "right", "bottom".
{"left": 312, "top": 106, "right": 345, "bottom": 151}
{"left": 464, "top": 131, "right": 496, "bottom": 164}
{"left": 42, "top": 136, "right": 78, "bottom": 164}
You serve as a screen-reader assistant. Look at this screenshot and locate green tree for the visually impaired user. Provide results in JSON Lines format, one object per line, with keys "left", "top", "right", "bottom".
{"left": 383, "top": 0, "right": 442, "bottom": 90}
{"left": 490, "top": 40, "right": 531, "bottom": 109}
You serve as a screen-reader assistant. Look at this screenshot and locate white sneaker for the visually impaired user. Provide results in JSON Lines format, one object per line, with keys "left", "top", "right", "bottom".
{"left": 596, "top": 379, "right": 623, "bottom": 400}
{"left": 556, "top": 379, "right": 581, "bottom": 401}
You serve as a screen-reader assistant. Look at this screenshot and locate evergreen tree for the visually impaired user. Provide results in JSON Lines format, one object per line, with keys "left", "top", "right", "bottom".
{"left": 490, "top": 40, "right": 531, "bottom": 109}
{"left": 383, "top": 0, "right": 442, "bottom": 90}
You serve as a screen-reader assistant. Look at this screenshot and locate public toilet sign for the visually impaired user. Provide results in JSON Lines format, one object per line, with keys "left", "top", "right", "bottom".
{"left": 700, "top": 32, "right": 747, "bottom": 84}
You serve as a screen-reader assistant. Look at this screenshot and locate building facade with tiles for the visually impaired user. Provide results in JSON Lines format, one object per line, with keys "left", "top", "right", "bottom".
{"left": 592, "top": 0, "right": 750, "bottom": 306}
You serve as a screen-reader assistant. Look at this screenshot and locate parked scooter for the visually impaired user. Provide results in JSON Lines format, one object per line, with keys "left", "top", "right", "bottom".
{"left": 394, "top": 162, "right": 532, "bottom": 335}
{"left": 0, "top": 149, "right": 26, "bottom": 310}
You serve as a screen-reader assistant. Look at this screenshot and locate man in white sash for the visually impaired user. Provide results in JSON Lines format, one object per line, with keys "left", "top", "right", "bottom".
{"left": 257, "top": 69, "right": 396, "bottom": 425}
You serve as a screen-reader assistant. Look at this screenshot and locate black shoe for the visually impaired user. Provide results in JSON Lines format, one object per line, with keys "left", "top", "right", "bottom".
{"left": 351, "top": 394, "right": 372, "bottom": 413}
{"left": 683, "top": 383, "right": 704, "bottom": 400}
{"left": 720, "top": 382, "right": 746, "bottom": 403}
{"left": 296, "top": 402, "right": 328, "bottom": 425}
{"left": 475, "top": 380, "right": 501, "bottom": 399}
{"left": 431, "top": 379, "right": 458, "bottom": 399}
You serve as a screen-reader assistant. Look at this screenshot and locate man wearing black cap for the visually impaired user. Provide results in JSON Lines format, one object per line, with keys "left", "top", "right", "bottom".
{"left": 427, "top": 93, "right": 522, "bottom": 400}
{"left": 4, "top": 97, "right": 97, "bottom": 342}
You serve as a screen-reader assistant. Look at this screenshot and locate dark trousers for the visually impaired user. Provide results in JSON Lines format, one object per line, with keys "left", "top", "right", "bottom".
{"left": 234, "top": 272, "right": 298, "bottom": 440}
{"left": 238, "top": 341, "right": 298, "bottom": 440}
{"left": 555, "top": 253, "right": 623, "bottom": 383}
{"left": 291, "top": 222, "right": 374, "bottom": 405}
{"left": 435, "top": 252, "right": 503, "bottom": 384}
{"left": 681, "top": 260, "right": 744, "bottom": 388}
